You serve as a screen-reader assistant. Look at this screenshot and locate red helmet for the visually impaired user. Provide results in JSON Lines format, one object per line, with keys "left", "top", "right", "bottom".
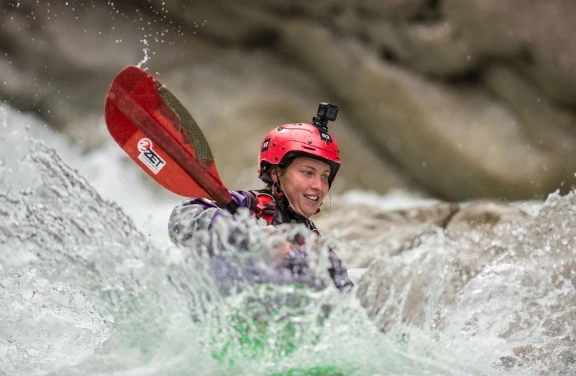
{"left": 257, "top": 122, "right": 341, "bottom": 187}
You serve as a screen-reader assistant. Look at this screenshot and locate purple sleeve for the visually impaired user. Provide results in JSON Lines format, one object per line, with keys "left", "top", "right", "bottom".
{"left": 168, "top": 190, "right": 252, "bottom": 243}
{"left": 208, "top": 190, "right": 252, "bottom": 227}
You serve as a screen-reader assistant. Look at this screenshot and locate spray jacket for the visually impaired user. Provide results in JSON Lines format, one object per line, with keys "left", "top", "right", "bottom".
{"left": 168, "top": 189, "right": 354, "bottom": 292}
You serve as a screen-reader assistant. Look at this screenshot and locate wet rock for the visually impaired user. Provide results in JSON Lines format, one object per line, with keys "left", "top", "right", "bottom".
{"left": 445, "top": 201, "right": 530, "bottom": 243}
{"left": 316, "top": 198, "right": 531, "bottom": 268}
{"left": 315, "top": 200, "right": 459, "bottom": 268}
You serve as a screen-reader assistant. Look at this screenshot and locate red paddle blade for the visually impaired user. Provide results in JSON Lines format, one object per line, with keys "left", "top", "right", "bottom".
{"left": 104, "top": 66, "right": 232, "bottom": 205}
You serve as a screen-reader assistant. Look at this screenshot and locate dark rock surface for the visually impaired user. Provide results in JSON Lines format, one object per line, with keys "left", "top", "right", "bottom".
{"left": 2, "top": 0, "right": 576, "bottom": 199}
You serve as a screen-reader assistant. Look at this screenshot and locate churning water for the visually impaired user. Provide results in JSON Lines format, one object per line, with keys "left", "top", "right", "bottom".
{"left": 0, "top": 105, "right": 574, "bottom": 375}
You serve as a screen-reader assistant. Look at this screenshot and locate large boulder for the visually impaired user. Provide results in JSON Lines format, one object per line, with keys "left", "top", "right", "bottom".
{"left": 315, "top": 200, "right": 459, "bottom": 268}
{"left": 314, "top": 196, "right": 531, "bottom": 270}
{"left": 2, "top": 0, "right": 576, "bottom": 200}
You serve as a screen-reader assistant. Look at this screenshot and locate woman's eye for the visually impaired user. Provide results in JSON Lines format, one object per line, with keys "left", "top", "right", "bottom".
{"left": 303, "top": 171, "right": 313, "bottom": 176}
{"left": 321, "top": 174, "right": 329, "bottom": 180}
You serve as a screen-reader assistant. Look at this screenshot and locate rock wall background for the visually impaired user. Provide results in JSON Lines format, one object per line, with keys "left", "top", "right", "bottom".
{"left": 2, "top": 0, "right": 576, "bottom": 200}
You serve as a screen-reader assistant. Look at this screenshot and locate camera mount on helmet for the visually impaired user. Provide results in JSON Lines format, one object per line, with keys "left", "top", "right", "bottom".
{"left": 312, "top": 102, "right": 338, "bottom": 131}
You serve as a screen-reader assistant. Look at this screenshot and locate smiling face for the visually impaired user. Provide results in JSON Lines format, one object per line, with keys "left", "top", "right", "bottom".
{"left": 272, "top": 156, "right": 331, "bottom": 218}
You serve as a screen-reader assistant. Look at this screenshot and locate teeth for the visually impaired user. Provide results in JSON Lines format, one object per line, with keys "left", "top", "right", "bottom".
{"left": 304, "top": 195, "right": 318, "bottom": 201}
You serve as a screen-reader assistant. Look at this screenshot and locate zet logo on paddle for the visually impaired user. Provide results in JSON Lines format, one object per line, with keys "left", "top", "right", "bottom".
{"left": 137, "top": 138, "right": 166, "bottom": 174}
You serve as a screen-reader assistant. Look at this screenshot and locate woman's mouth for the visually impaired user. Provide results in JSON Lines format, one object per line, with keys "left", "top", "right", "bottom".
{"left": 304, "top": 195, "right": 319, "bottom": 202}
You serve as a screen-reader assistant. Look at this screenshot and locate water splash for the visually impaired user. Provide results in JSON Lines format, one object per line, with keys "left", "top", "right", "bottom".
{"left": 137, "top": 38, "right": 149, "bottom": 68}
{"left": 0, "top": 115, "right": 468, "bottom": 375}
{"left": 0, "top": 124, "right": 180, "bottom": 374}
{"left": 1, "top": 106, "right": 575, "bottom": 375}
{"left": 356, "top": 190, "right": 576, "bottom": 375}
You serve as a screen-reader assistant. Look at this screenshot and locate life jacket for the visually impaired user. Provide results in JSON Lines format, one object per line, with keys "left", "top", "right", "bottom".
{"left": 245, "top": 189, "right": 354, "bottom": 291}
{"left": 245, "top": 189, "right": 320, "bottom": 236}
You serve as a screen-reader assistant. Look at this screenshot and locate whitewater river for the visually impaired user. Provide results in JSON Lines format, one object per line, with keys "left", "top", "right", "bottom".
{"left": 1, "top": 105, "right": 574, "bottom": 375}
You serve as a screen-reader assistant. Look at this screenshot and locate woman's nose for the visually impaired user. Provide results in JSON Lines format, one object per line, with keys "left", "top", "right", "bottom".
{"left": 310, "top": 176, "right": 323, "bottom": 190}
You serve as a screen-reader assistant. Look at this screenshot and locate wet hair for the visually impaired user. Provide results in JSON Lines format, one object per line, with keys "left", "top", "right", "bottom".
{"left": 264, "top": 158, "right": 294, "bottom": 190}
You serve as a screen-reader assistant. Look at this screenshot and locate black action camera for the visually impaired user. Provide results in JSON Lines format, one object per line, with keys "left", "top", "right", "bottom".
{"left": 312, "top": 102, "right": 338, "bottom": 130}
